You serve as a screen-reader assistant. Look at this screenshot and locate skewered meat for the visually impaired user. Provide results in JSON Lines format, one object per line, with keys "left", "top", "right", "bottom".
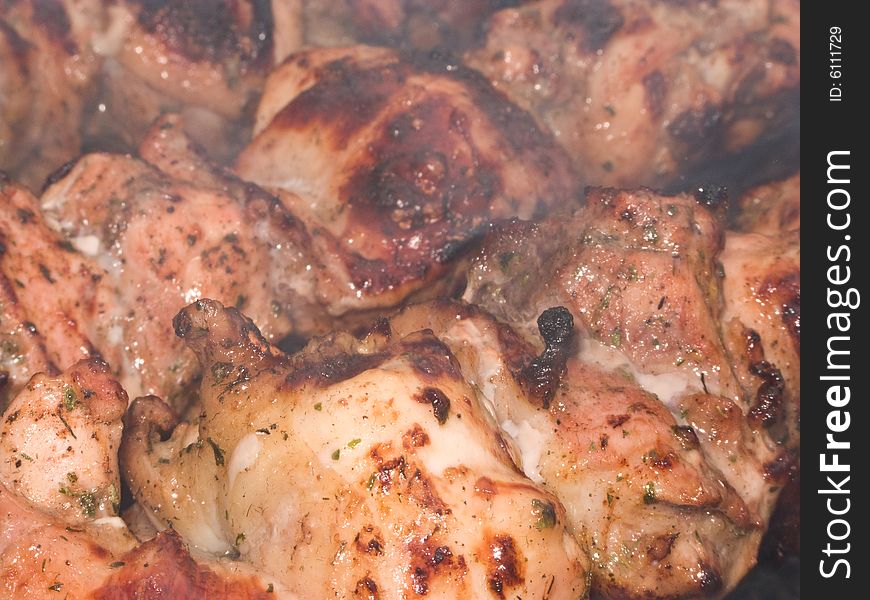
{"left": 121, "top": 298, "right": 590, "bottom": 598}
{"left": 237, "top": 45, "right": 579, "bottom": 322}
{"left": 465, "top": 0, "right": 800, "bottom": 189}
{"left": 0, "top": 358, "right": 279, "bottom": 597}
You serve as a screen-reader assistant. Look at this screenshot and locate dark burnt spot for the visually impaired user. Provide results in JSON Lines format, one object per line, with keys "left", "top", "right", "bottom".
{"left": 364, "top": 316, "right": 392, "bottom": 339}
{"left": 650, "top": 451, "right": 676, "bottom": 470}
{"left": 748, "top": 360, "right": 784, "bottom": 428}
{"left": 642, "top": 70, "right": 668, "bottom": 118}
{"left": 475, "top": 476, "right": 497, "bottom": 499}
{"left": 555, "top": 0, "right": 625, "bottom": 52}
{"left": 275, "top": 58, "right": 397, "bottom": 147}
{"left": 607, "top": 414, "right": 630, "bottom": 428}
{"left": 408, "top": 467, "right": 450, "bottom": 515}
{"left": 370, "top": 455, "right": 407, "bottom": 493}
{"left": 671, "top": 425, "right": 700, "bottom": 450}
{"left": 407, "top": 540, "right": 466, "bottom": 596}
{"left": 647, "top": 533, "right": 678, "bottom": 562}
{"left": 693, "top": 184, "right": 728, "bottom": 209}
{"left": 518, "top": 307, "right": 574, "bottom": 408}
{"left": 599, "top": 433, "right": 609, "bottom": 449}
{"left": 354, "top": 526, "right": 385, "bottom": 556}
{"left": 416, "top": 387, "right": 451, "bottom": 425}
{"left": 41, "top": 158, "right": 79, "bottom": 192}
{"left": 172, "top": 310, "right": 194, "bottom": 338}
{"left": 763, "top": 448, "right": 798, "bottom": 484}
{"left": 668, "top": 104, "right": 723, "bottom": 149}
{"left": 403, "top": 424, "right": 430, "bottom": 449}
{"left": 411, "top": 566, "right": 429, "bottom": 595}
{"left": 38, "top": 264, "right": 55, "bottom": 284}
{"left": 134, "top": 0, "right": 273, "bottom": 67}
{"left": 283, "top": 352, "right": 388, "bottom": 389}
{"left": 16, "top": 208, "right": 35, "bottom": 225}
{"left": 769, "top": 37, "right": 797, "bottom": 64}
{"left": 32, "top": 0, "right": 75, "bottom": 54}
{"left": 695, "top": 563, "right": 723, "bottom": 594}
{"left": 486, "top": 535, "right": 524, "bottom": 598}
{"left": 355, "top": 576, "right": 379, "bottom": 599}
{"left": 401, "top": 334, "right": 462, "bottom": 381}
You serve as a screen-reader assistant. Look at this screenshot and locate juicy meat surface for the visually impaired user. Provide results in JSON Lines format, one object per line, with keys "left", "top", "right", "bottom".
{"left": 121, "top": 299, "right": 590, "bottom": 598}
{"left": 458, "top": 184, "right": 800, "bottom": 597}
{"left": 236, "top": 45, "right": 580, "bottom": 319}
{"left": 0, "top": 360, "right": 277, "bottom": 598}
{"left": 389, "top": 301, "right": 773, "bottom": 599}
{"left": 465, "top": 0, "right": 800, "bottom": 189}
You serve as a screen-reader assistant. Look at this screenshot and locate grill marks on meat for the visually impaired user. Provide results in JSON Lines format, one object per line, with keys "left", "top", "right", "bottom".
{"left": 0, "top": 0, "right": 101, "bottom": 190}
{"left": 388, "top": 301, "right": 759, "bottom": 599}
{"left": 456, "top": 182, "right": 800, "bottom": 597}
{"left": 465, "top": 0, "right": 800, "bottom": 189}
{"left": 120, "top": 299, "right": 589, "bottom": 597}
{"left": 236, "top": 45, "right": 579, "bottom": 314}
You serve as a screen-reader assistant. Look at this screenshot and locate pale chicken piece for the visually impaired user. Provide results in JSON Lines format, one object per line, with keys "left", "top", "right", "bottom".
{"left": 388, "top": 301, "right": 771, "bottom": 599}
{"left": 121, "top": 299, "right": 590, "bottom": 598}
{"left": 465, "top": 0, "right": 800, "bottom": 189}
{"left": 0, "top": 359, "right": 279, "bottom": 598}
{"left": 0, "top": 177, "right": 107, "bottom": 406}
{"left": 0, "top": 0, "right": 103, "bottom": 190}
{"left": 236, "top": 45, "right": 580, "bottom": 322}
{"left": 38, "top": 135, "right": 310, "bottom": 405}
{"left": 86, "top": 0, "right": 284, "bottom": 162}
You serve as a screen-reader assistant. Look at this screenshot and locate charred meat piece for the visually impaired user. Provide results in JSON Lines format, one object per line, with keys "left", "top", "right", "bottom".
{"left": 121, "top": 299, "right": 590, "bottom": 598}
{"left": 301, "top": 0, "right": 524, "bottom": 51}
{"left": 465, "top": 0, "right": 800, "bottom": 189}
{"left": 388, "top": 300, "right": 769, "bottom": 599}
{"left": 236, "top": 45, "right": 580, "bottom": 321}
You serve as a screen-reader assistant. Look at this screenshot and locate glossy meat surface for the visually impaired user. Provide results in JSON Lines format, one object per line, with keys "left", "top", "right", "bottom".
{"left": 121, "top": 299, "right": 590, "bottom": 598}
{"left": 389, "top": 301, "right": 771, "bottom": 598}
{"left": 237, "top": 45, "right": 580, "bottom": 319}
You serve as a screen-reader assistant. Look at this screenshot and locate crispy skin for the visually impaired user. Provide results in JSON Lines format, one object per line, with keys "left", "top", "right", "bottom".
{"left": 121, "top": 299, "right": 589, "bottom": 598}
{"left": 389, "top": 301, "right": 768, "bottom": 599}
{"left": 237, "top": 45, "right": 580, "bottom": 318}
{"left": 457, "top": 185, "right": 799, "bottom": 597}
{"left": 86, "top": 0, "right": 284, "bottom": 162}
{"left": 465, "top": 0, "right": 800, "bottom": 189}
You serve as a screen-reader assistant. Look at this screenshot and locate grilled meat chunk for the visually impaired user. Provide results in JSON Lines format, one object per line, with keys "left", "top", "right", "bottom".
{"left": 389, "top": 300, "right": 772, "bottom": 598}
{"left": 0, "top": 0, "right": 102, "bottom": 189}
{"left": 465, "top": 0, "right": 800, "bottom": 189}
{"left": 236, "top": 45, "right": 580, "bottom": 322}
{"left": 121, "top": 299, "right": 590, "bottom": 598}
{"left": 0, "top": 359, "right": 278, "bottom": 598}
